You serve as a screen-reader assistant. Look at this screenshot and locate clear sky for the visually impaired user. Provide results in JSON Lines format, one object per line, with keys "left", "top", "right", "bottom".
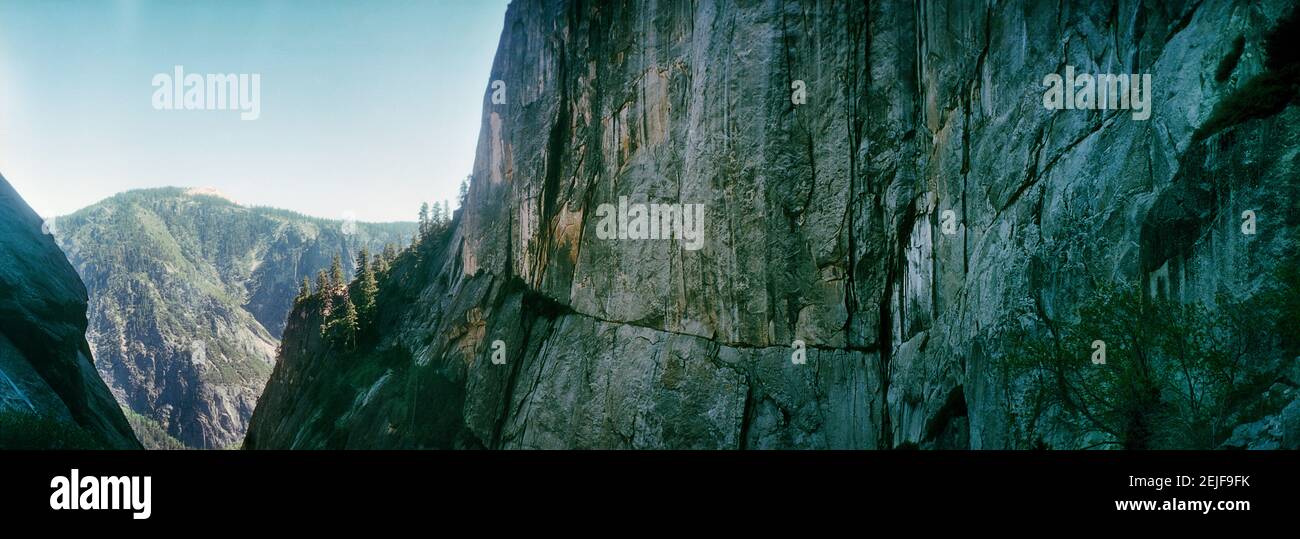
{"left": 0, "top": 0, "right": 509, "bottom": 223}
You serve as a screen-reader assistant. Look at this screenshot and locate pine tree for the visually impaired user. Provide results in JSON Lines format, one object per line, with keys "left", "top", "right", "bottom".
{"left": 337, "top": 295, "right": 360, "bottom": 350}
{"left": 418, "top": 202, "right": 430, "bottom": 239}
{"left": 354, "top": 248, "right": 379, "bottom": 331}
{"left": 355, "top": 247, "right": 370, "bottom": 277}
{"left": 459, "top": 175, "right": 470, "bottom": 207}
{"left": 329, "top": 254, "right": 345, "bottom": 290}
{"left": 443, "top": 200, "right": 451, "bottom": 224}
{"left": 430, "top": 202, "right": 444, "bottom": 229}
{"left": 295, "top": 277, "right": 311, "bottom": 304}
{"left": 317, "top": 269, "right": 332, "bottom": 337}
{"left": 315, "top": 270, "right": 329, "bottom": 296}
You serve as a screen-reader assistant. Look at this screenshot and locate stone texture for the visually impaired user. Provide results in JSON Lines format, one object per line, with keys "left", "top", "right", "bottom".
{"left": 247, "top": 0, "right": 1300, "bottom": 450}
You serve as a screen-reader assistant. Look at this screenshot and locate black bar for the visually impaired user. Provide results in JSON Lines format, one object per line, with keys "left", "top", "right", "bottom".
{"left": 3, "top": 450, "right": 1290, "bottom": 526}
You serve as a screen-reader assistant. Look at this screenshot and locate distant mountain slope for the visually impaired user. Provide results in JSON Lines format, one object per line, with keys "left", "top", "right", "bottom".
{"left": 0, "top": 172, "right": 139, "bottom": 449}
{"left": 54, "top": 188, "right": 414, "bottom": 448}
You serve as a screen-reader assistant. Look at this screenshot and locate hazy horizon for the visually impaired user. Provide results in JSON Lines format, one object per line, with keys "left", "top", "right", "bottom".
{"left": 0, "top": 0, "right": 509, "bottom": 223}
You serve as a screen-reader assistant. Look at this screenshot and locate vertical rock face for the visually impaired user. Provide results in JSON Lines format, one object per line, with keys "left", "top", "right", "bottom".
{"left": 248, "top": 0, "right": 1299, "bottom": 449}
{"left": 0, "top": 173, "right": 140, "bottom": 449}
{"left": 54, "top": 189, "right": 415, "bottom": 449}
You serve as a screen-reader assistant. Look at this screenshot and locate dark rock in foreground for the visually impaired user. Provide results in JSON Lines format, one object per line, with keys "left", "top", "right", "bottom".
{"left": 0, "top": 172, "right": 140, "bottom": 449}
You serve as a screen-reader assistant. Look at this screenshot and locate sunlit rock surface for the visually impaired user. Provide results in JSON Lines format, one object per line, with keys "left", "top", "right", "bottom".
{"left": 247, "top": 0, "right": 1300, "bottom": 449}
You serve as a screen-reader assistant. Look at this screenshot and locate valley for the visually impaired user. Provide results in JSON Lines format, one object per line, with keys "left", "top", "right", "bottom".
{"left": 51, "top": 188, "right": 415, "bottom": 448}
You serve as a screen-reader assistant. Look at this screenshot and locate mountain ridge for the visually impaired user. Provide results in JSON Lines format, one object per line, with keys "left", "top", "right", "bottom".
{"left": 55, "top": 187, "right": 416, "bottom": 448}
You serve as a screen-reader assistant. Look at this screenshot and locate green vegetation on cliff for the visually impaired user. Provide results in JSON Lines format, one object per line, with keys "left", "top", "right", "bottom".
{"left": 1003, "top": 274, "right": 1296, "bottom": 449}
{"left": 124, "top": 409, "right": 188, "bottom": 450}
{"left": 246, "top": 206, "right": 463, "bottom": 449}
{"left": 0, "top": 410, "right": 109, "bottom": 450}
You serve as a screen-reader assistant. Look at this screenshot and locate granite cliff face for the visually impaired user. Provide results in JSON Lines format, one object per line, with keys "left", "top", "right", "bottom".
{"left": 247, "top": 0, "right": 1299, "bottom": 449}
{"left": 0, "top": 173, "right": 140, "bottom": 449}
{"left": 53, "top": 189, "right": 414, "bottom": 449}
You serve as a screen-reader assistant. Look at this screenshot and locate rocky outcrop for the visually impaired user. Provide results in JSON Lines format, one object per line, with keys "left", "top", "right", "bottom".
{"left": 54, "top": 189, "right": 414, "bottom": 448}
{"left": 0, "top": 173, "right": 140, "bottom": 449}
{"left": 247, "top": 0, "right": 1299, "bottom": 449}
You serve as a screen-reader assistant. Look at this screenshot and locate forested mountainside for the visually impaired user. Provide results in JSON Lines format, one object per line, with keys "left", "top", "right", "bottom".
{"left": 54, "top": 188, "right": 414, "bottom": 448}
{"left": 247, "top": 0, "right": 1300, "bottom": 449}
{"left": 0, "top": 173, "right": 139, "bottom": 449}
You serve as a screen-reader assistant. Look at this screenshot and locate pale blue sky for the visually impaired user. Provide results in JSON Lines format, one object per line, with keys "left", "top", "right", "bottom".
{"left": 0, "top": 0, "right": 508, "bottom": 222}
